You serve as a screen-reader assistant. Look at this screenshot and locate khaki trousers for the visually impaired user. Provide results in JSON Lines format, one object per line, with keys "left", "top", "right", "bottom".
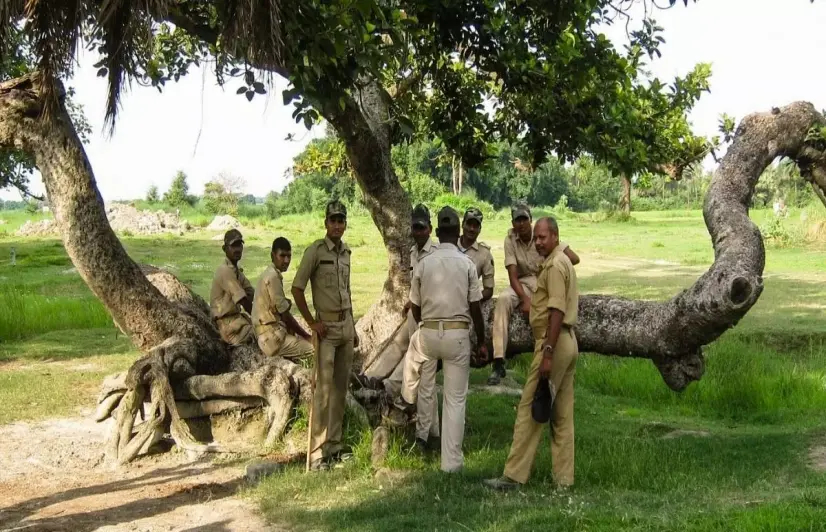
{"left": 218, "top": 314, "right": 254, "bottom": 346}
{"left": 492, "top": 276, "right": 537, "bottom": 360}
{"left": 503, "top": 328, "right": 578, "bottom": 486}
{"left": 402, "top": 326, "right": 471, "bottom": 472}
{"left": 384, "top": 312, "right": 440, "bottom": 438}
{"left": 309, "top": 313, "right": 355, "bottom": 462}
{"left": 257, "top": 327, "right": 314, "bottom": 360}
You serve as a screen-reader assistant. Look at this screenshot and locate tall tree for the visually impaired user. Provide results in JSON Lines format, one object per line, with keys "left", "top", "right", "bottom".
{"left": 163, "top": 170, "right": 194, "bottom": 207}
{"left": 3, "top": 3, "right": 826, "bottom": 457}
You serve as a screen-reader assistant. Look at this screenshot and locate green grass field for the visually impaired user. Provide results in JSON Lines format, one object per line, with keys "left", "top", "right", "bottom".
{"left": 1, "top": 207, "right": 826, "bottom": 530}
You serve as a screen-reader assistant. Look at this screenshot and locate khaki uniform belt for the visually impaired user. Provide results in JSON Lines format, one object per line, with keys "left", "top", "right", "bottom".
{"left": 421, "top": 321, "right": 469, "bottom": 330}
{"left": 317, "top": 310, "right": 351, "bottom": 322}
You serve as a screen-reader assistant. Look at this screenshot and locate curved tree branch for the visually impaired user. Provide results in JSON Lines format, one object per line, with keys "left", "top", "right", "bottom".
{"left": 577, "top": 102, "right": 826, "bottom": 390}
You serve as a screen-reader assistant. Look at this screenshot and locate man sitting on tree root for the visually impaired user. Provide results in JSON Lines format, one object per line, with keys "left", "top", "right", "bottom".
{"left": 292, "top": 201, "right": 358, "bottom": 471}
{"left": 210, "top": 228, "right": 255, "bottom": 346}
{"left": 252, "top": 237, "right": 314, "bottom": 360}
{"left": 489, "top": 204, "right": 580, "bottom": 385}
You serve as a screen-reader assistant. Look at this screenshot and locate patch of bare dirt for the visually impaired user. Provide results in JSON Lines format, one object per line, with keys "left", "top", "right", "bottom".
{"left": 808, "top": 440, "right": 826, "bottom": 472}
{"left": 0, "top": 414, "right": 283, "bottom": 531}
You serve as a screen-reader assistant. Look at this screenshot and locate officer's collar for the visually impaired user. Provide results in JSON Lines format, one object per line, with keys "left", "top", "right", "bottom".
{"left": 543, "top": 243, "right": 564, "bottom": 265}
{"left": 436, "top": 242, "right": 459, "bottom": 250}
{"left": 324, "top": 236, "right": 348, "bottom": 252}
{"left": 224, "top": 256, "right": 242, "bottom": 272}
{"left": 459, "top": 236, "right": 478, "bottom": 251}
{"left": 508, "top": 228, "right": 534, "bottom": 246}
{"left": 419, "top": 239, "right": 435, "bottom": 253}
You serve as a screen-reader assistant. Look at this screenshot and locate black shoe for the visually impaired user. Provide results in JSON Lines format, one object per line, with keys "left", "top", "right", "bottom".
{"left": 415, "top": 438, "right": 430, "bottom": 454}
{"left": 309, "top": 458, "right": 330, "bottom": 472}
{"left": 393, "top": 396, "right": 416, "bottom": 414}
{"left": 331, "top": 447, "right": 354, "bottom": 463}
{"left": 483, "top": 476, "right": 522, "bottom": 490}
{"left": 487, "top": 360, "right": 506, "bottom": 385}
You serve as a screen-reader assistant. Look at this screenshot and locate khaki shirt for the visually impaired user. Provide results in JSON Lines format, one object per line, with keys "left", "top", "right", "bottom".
{"left": 251, "top": 265, "right": 291, "bottom": 337}
{"left": 529, "top": 244, "right": 579, "bottom": 340}
{"left": 459, "top": 240, "right": 495, "bottom": 289}
{"left": 210, "top": 257, "right": 254, "bottom": 337}
{"left": 410, "top": 243, "right": 482, "bottom": 323}
{"left": 410, "top": 239, "right": 436, "bottom": 273}
{"left": 504, "top": 229, "right": 543, "bottom": 280}
{"left": 293, "top": 236, "right": 352, "bottom": 316}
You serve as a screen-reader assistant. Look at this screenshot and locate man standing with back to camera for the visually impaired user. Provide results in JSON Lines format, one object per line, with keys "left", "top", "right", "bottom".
{"left": 400, "top": 206, "right": 487, "bottom": 472}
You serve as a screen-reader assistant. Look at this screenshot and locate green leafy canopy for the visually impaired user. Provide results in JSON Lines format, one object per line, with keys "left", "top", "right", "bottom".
{"left": 2, "top": 0, "right": 712, "bottom": 185}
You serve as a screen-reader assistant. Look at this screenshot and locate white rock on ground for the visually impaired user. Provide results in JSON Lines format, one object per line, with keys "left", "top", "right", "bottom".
{"left": 105, "top": 203, "right": 191, "bottom": 235}
{"left": 207, "top": 215, "right": 242, "bottom": 231}
{"left": 15, "top": 219, "right": 57, "bottom": 237}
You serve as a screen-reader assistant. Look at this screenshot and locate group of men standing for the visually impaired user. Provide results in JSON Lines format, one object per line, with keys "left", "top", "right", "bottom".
{"left": 386, "top": 201, "right": 581, "bottom": 489}
{"left": 208, "top": 198, "right": 582, "bottom": 488}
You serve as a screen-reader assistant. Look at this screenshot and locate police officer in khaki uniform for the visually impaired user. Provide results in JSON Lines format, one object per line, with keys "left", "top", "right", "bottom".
{"left": 484, "top": 217, "right": 579, "bottom": 490}
{"left": 292, "top": 200, "right": 357, "bottom": 471}
{"left": 458, "top": 207, "right": 495, "bottom": 301}
{"left": 252, "top": 237, "right": 314, "bottom": 359}
{"left": 210, "top": 229, "right": 255, "bottom": 346}
{"left": 489, "top": 203, "right": 579, "bottom": 385}
{"left": 400, "top": 206, "right": 487, "bottom": 472}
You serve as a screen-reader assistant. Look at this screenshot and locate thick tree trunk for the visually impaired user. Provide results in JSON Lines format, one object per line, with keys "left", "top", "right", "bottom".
{"left": 367, "top": 103, "right": 826, "bottom": 392}
{"left": 620, "top": 174, "right": 632, "bottom": 214}
{"left": 324, "top": 80, "right": 411, "bottom": 365}
{"left": 0, "top": 73, "right": 315, "bottom": 464}
{"left": 0, "top": 75, "right": 222, "bottom": 365}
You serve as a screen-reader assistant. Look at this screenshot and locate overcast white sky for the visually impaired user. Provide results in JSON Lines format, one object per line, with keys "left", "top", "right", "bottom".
{"left": 3, "top": 0, "right": 825, "bottom": 202}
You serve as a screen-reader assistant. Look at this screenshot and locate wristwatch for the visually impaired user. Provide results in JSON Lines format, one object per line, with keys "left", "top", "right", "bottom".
{"left": 542, "top": 344, "right": 554, "bottom": 357}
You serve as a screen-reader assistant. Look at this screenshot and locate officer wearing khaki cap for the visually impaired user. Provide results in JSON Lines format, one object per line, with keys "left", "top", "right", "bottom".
{"left": 489, "top": 203, "right": 580, "bottom": 385}
{"left": 210, "top": 229, "right": 255, "bottom": 346}
{"left": 292, "top": 200, "right": 357, "bottom": 471}
{"left": 458, "top": 207, "right": 495, "bottom": 301}
{"left": 400, "top": 206, "right": 487, "bottom": 472}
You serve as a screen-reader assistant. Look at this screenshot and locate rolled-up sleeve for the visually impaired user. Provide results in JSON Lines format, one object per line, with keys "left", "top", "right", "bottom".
{"left": 481, "top": 251, "right": 495, "bottom": 289}
{"left": 503, "top": 236, "right": 517, "bottom": 268}
{"left": 268, "top": 276, "right": 292, "bottom": 314}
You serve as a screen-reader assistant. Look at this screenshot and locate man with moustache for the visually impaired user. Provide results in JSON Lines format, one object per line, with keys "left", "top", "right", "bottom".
{"left": 292, "top": 200, "right": 358, "bottom": 471}
{"left": 488, "top": 203, "right": 580, "bottom": 385}
{"left": 484, "top": 217, "right": 580, "bottom": 490}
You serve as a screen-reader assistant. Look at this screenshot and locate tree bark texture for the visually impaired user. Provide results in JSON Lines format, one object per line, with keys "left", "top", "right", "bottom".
{"left": 0, "top": 73, "right": 316, "bottom": 463}
{"left": 366, "top": 103, "right": 826, "bottom": 392}
{"left": 324, "top": 80, "right": 411, "bottom": 365}
{"left": 620, "top": 174, "right": 632, "bottom": 214}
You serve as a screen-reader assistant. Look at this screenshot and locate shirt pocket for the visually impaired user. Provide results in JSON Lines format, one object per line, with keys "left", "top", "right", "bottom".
{"left": 319, "top": 260, "right": 337, "bottom": 289}
{"left": 339, "top": 254, "right": 351, "bottom": 288}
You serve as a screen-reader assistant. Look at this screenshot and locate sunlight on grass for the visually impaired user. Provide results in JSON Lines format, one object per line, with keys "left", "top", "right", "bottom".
{"left": 0, "top": 287, "right": 114, "bottom": 341}
{"left": 1, "top": 208, "right": 826, "bottom": 530}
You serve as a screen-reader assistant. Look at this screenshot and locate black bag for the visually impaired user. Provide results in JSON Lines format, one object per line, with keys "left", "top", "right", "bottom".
{"left": 531, "top": 377, "right": 555, "bottom": 424}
